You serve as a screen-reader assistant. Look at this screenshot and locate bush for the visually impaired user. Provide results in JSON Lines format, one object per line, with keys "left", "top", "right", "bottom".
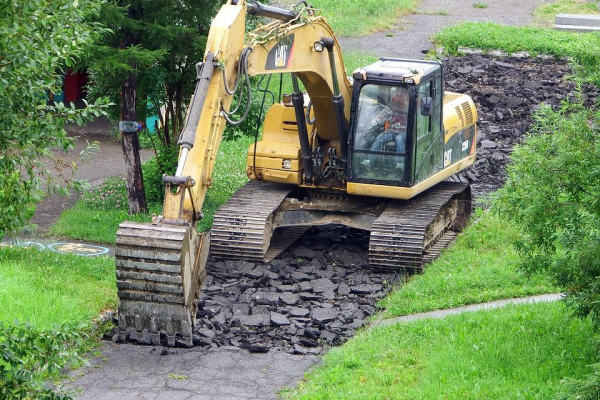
{"left": 556, "top": 362, "right": 600, "bottom": 400}
{"left": 495, "top": 99, "right": 600, "bottom": 323}
{"left": 141, "top": 145, "right": 179, "bottom": 204}
{"left": 0, "top": 0, "right": 108, "bottom": 236}
{"left": 222, "top": 77, "right": 271, "bottom": 141}
{"left": 0, "top": 322, "right": 88, "bottom": 400}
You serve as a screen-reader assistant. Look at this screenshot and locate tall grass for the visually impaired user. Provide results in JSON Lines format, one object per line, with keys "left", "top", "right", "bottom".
{"left": 0, "top": 247, "right": 116, "bottom": 330}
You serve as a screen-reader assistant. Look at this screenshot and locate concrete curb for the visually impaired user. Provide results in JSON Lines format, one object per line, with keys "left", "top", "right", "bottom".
{"left": 371, "top": 293, "right": 563, "bottom": 328}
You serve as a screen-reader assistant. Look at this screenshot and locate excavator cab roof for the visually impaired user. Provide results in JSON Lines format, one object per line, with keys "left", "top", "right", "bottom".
{"left": 353, "top": 58, "right": 442, "bottom": 85}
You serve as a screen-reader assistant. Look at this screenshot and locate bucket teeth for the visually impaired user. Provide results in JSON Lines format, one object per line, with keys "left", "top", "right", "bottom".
{"left": 115, "top": 222, "right": 209, "bottom": 347}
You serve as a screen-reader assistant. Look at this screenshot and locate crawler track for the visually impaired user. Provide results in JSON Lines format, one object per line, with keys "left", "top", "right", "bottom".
{"left": 369, "top": 182, "right": 471, "bottom": 271}
{"left": 211, "top": 181, "right": 300, "bottom": 262}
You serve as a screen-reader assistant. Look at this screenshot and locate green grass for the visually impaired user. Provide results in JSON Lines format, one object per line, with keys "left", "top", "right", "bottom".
{"left": 473, "top": 2, "right": 488, "bottom": 8}
{"left": 533, "top": 0, "right": 599, "bottom": 27}
{"left": 435, "top": 21, "right": 600, "bottom": 59}
{"left": 284, "top": 302, "right": 596, "bottom": 400}
{"left": 0, "top": 247, "right": 116, "bottom": 330}
{"left": 309, "top": 0, "right": 420, "bottom": 36}
{"left": 379, "top": 210, "right": 558, "bottom": 318}
{"left": 434, "top": 22, "right": 600, "bottom": 83}
{"left": 50, "top": 136, "right": 255, "bottom": 244}
{"left": 48, "top": 201, "right": 161, "bottom": 244}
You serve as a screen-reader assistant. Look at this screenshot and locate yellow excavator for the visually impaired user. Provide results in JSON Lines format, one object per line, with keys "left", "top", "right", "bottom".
{"left": 115, "top": 0, "right": 478, "bottom": 346}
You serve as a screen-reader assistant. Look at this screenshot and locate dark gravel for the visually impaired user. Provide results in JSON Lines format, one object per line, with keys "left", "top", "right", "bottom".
{"left": 445, "top": 54, "right": 599, "bottom": 198}
{"left": 194, "top": 226, "right": 396, "bottom": 355}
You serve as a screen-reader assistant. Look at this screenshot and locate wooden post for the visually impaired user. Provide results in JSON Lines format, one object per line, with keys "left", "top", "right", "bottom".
{"left": 121, "top": 73, "right": 148, "bottom": 214}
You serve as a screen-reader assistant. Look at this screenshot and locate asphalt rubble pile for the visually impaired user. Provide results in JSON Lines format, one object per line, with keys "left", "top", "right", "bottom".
{"left": 445, "top": 54, "right": 599, "bottom": 197}
{"left": 109, "top": 55, "right": 599, "bottom": 354}
{"left": 194, "top": 226, "right": 397, "bottom": 355}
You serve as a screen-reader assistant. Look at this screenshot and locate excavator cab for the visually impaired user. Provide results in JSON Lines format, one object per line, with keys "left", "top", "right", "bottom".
{"left": 348, "top": 58, "right": 444, "bottom": 188}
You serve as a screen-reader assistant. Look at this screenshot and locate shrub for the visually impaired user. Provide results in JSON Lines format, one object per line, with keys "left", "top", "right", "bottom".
{"left": 556, "top": 364, "right": 600, "bottom": 400}
{"left": 141, "top": 145, "right": 179, "bottom": 204}
{"left": 0, "top": 0, "right": 108, "bottom": 236}
{"left": 222, "top": 77, "right": 271, "bottom": 141}
{"left": 0, "top": 322, "right": 88, "bottom": 400}
{"left": 495, "top": 99, "right": 600, "bottom": 323}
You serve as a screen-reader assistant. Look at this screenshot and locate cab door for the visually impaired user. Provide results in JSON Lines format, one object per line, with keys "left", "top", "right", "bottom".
{"left": 414, "top": 74, "right": 443, "bottom": 183}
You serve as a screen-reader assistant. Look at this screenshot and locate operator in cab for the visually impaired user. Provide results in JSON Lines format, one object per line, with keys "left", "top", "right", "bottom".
{"left": 356, "top": 85, "right": 409, "bottom": 174}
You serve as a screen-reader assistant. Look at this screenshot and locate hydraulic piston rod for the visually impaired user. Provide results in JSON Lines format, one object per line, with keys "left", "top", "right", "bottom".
{"left": 246, "top": 1, "right": 297, "bottom": 22}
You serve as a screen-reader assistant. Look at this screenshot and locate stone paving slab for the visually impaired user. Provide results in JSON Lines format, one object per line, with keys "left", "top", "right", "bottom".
{"left": 68, "top": 345, "right": 319, "bottom": 400}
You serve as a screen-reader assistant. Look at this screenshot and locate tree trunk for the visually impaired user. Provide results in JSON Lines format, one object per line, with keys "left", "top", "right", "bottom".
{"left": 121, "top": 73, "right": 148, "bottom": 214}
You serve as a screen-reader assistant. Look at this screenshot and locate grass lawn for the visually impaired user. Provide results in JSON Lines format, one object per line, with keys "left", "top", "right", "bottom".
{"left": 532, "top": 0, "right": 599, "bottom": 27}
{"left": 379, "top": 210, "right": 558, "bottom": 318}
{"left": 48, "top": 201, "right": 161, "bottom": 244}
{"left": 284, "top": 302, "right": 596, "bottom": 400}
{"left": 0, "top": 247, "right": 116, "bottom": 330}
{"left": 301, "top": 0, "right": 420, "bottom": 37}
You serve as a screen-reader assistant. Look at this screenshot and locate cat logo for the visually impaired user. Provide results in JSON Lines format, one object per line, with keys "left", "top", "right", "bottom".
{"left": 265, "top": 34, "right": 295, "bottom": 70}
{"left": 275, "top": 44, "right": 289, "bottom": 68}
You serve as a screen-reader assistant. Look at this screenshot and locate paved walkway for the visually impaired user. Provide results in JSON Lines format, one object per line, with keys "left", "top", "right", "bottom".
{"left": 69, "top": 346, "right": 319, "bottom": 400}
{"left": 338, "top": 0, "right": 554, "bottom": 60}
{"left": 371, "top": 293, "right": 563, "bottom": 328}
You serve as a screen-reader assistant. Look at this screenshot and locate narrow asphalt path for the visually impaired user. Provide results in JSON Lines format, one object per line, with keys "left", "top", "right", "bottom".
{"left": 371, "top": 294, "right": 563, "bottom": 328}
{"left": 69, "top": 346, "right": 319, "bottom": 400}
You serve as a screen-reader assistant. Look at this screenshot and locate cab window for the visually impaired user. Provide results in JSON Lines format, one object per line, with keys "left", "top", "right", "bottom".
{"left": 352, "top": 84, "right": 409, "bottom": 183}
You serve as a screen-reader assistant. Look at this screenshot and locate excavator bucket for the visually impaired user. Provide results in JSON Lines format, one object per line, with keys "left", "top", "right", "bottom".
{"left": 115, "top": 222, "right": 209, "bottom": 347}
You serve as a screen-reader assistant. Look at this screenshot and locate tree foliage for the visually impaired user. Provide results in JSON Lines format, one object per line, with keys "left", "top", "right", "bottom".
{"left": 0, "top": 0, "right": 109, "bottom": 236}
{"left": 495, "top": 98, "right": 600, "bottom": 322}
{"left": 86, "top": 0, "right": 221, "bottom": 148}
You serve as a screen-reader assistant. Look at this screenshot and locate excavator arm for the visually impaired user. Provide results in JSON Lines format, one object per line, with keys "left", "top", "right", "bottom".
{"left": 115, "top": 0, "right": 353, "bottom": 347}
